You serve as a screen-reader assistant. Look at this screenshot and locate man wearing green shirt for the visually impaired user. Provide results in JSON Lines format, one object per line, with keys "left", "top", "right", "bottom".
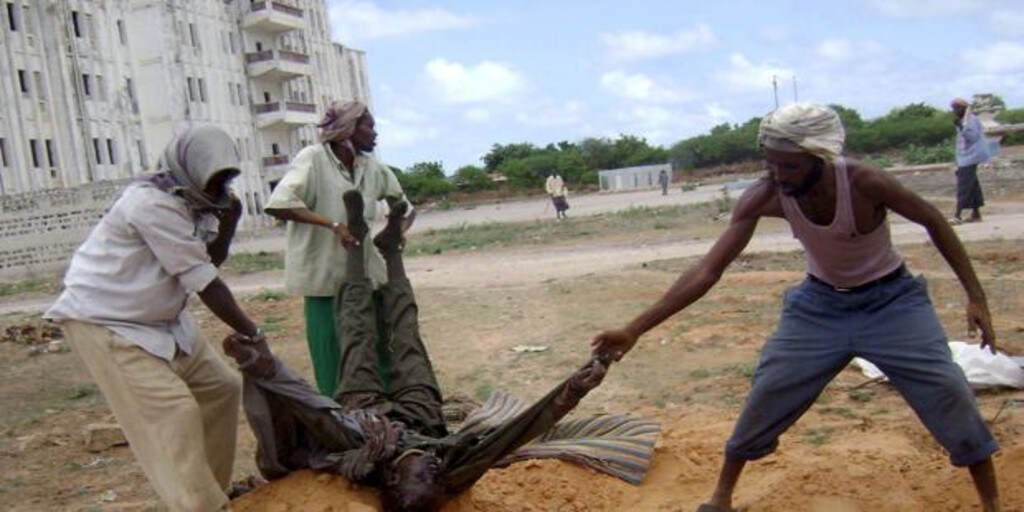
{"left": 265, "top": 100, "right": 411, "bottom": 396}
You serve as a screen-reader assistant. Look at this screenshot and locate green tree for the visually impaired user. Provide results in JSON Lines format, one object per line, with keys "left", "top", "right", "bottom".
{"left": 482, "top": 142, "right": 537, "bottom": 172}
{"left": 452, "top": 165, "right": 494, "bottom": 191}
{"left": 396, "top": 161, "right": 455, "bottom": 203}
{"left": 828, "top": 104, "right": 864, "bottom": 129}
{"left": 887, "top": 103, "right": 941, "bottom": 120}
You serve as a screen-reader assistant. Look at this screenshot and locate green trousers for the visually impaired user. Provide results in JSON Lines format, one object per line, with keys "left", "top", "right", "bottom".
{"left": 334, "top": 277, "right": 447, "bottom": 437}
{"left": 303, "top": 295, "right": 391, "bottom": 397}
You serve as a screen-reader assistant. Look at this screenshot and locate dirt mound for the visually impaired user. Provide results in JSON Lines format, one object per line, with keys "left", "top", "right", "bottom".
{"left": 231, "top": 404, "right": 1024, "bottom": 511}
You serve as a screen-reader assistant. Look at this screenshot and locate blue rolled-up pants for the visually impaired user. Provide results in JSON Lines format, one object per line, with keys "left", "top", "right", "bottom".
{"left": 725, "top": 273, "right": 998, "bottom": 467}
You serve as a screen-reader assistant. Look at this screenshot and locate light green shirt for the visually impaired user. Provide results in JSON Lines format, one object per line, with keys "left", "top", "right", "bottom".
{"left": 265, "top": 143, "right": 409, "bottom": 296}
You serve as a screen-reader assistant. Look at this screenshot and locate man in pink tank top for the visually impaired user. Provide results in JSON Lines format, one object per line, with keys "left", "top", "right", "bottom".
{"left": 591, "top": 103, "right": 1001, "bottom": 512}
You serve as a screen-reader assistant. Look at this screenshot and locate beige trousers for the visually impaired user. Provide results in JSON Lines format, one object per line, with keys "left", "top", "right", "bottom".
{"left": 63, "top": 320, "right": 241, "bottom": 512}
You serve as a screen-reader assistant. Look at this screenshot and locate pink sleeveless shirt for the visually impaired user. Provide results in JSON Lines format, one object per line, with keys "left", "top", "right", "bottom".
{"left": 779, "top": 158, "right": 904, "bottom": 287}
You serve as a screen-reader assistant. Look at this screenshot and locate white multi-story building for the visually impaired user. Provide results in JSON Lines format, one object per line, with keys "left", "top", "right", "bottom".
{"left": 0, "top": 0, "right": 371, "bottom": 230}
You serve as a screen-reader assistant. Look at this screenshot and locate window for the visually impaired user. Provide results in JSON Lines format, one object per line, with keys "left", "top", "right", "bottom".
{"left": 45, "top": 139, "right": 56, "bottom": 167}
{"left": 107, "top": 139, "right": 116, "bottom": 164}
{"left": 117, "top": 19, "right": 126, "bottom": 45}
{"left": 137, "top": 140, "right": 147, "bottom": 168}
{"left": 197, "top": 78, "right": 207, "bottom": 102}
{"left": 229, "top": 32, "right": 236, "bottom": 54}
{"left": 81, "top": 74, "right": 91, "bottom": 96}
{"left": 29, "top": 139, "right": 40, "bottom": 168}
{"left": 22, "top": 4, "right": 31, "bottom": 37}
{"left": 33, "top": 71, "right": 43, "bottom": 100}
{"left": 86, "top": 13, "right": 95, "bottom": 42}
{"left": 95, "top": 75, "right": 105, "bottom": 101}
{"left": 17, "top": 69, "right": 28, "bottom": 94}
{"left": 0, "top": 138, "right": 8, "bottom": 166}
{"left": 125, "top": 78, "right": 135, "bottom": 102}
{"left": 236, "top": 83, "right": 244, "bottom": 105}
{"left": 6, "top": 2, "right": 17, "bottom": 31}
{"left": 71, "top": 10, "right": 81, "bottom": 38}
{"left": 271, "top": 143, "right": 280, "bottom": 155}
{"left": 92, "top": 138, "right": 102, "bottom": 165}
{"left": 189, "top": 23, "right": 198, "bottom": 47}
{"left": 228, "top": 83, "right": 236, "bottom": 105}
{"left": 186, "top": 77, "right": 195, "bottom": 102}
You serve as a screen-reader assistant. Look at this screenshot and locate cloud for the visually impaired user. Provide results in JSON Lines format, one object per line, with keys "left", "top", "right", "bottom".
{"left": 758, "top": 25, "right": 793, "bottom": 44}
{"left": 376, "top": 107, "right": 439, "bottom": 149}
{"left": 514, "top": 101, "right": 587, "bottom": 128}
{"left": 600, "top": 71, "right": 690, "bottom": 103}
{"left": 712, "top": 53, "right": 795, "bottom": 93}
{"left": 858, "top": 0, "right": 977, "bottom": 18}
{"left": 328, "top": 1, "right": 478, "bottom": 43}
{"left": 423, "top": 59, "right": 527, "bottom": 104}
{"left": 705, "top": 103, "right": 732, "bottom": 124}
{"left": 816, "top": 38, "right": 886, "bottom": 63}
{"left": 962, "top": 41, "right": 1024, "bottom": 73}
{"left": 463, "top": 108, "right": 492, "bottom": 123}
{"left": 817, "top": 39, "right": 855, "bottom": 62}
{"left": 601, "top": 24, "right": 717, "bottom": 62}
{"left": 988, "top": 9, "right": 1024, "bottom": 38}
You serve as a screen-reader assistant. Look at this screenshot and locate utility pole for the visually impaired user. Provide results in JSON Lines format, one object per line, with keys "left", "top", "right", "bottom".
{"left": 772, "top": 75, "right": 779, "bottom": 109}
{"left": 792, "top": 75, "right": 798, "bottom": 102}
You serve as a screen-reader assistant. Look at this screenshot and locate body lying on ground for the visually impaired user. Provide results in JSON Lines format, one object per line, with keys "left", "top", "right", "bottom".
{"left": 225, "top": 191, "right": 659, "bottom": 511}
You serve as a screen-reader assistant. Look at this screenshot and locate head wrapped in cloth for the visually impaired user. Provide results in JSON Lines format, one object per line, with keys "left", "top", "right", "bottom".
{"left": 318, "top": 100, "right": 369, "bottom": 143}
{"left": 758, "top": 103, "right": 846, "bottom": 161}
{"left": 149, "top": 125, "right": 240, "bottom": 212}
{"left": 950, "top": 98, "right": 969, "bottom": 109}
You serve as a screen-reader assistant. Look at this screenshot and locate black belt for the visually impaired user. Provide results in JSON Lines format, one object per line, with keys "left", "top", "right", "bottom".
{"left": 807, "top": 264, "right": 908, "bottom": 293}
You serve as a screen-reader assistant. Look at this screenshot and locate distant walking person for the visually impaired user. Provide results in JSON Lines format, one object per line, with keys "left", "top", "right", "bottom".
{"left": 950, "top": 97, "right": 988, "bottom": 224}
{"left": 659, "top": 169, "right": 670, "bottom": 195}
{"left": 545, "top": 171, "right": 570, "bottom": 220}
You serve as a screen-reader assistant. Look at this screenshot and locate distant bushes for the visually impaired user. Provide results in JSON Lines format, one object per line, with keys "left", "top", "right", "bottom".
{"left": 394, "top": 98, "right": 1018, "bottom": 205}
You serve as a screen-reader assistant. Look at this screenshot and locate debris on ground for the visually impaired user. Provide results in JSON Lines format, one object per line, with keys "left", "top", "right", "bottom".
{"left": 2, "top": 322, "right": 63, "bottom": 345}
{"left": 84, "top": 423, "right": 128, "bottom": 453}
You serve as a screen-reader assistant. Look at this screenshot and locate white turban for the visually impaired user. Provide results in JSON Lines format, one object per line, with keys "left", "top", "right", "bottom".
{"left": 758, "top": 103, "right": 845, "bottom": 161}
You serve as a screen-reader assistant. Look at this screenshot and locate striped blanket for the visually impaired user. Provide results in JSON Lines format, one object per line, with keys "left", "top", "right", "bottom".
{"left": 456, "top": 390, "right": 660, "bottom": 485}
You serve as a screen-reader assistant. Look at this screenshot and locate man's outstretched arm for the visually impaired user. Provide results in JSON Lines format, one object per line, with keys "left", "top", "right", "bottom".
{"left": 591, "top": 182, "right": 772, "bottom": 361}
{"left": 855, "top": 165, "right": 995, "bottom": 352}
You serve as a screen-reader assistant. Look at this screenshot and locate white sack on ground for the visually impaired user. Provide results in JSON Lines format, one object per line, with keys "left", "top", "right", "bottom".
{"left": 853, "top": 341, "right": 1024, "bottom": 390}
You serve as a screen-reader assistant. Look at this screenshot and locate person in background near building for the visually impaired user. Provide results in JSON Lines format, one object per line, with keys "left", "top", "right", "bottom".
{"left": 264, "top": 100, "right": 412, "bottom": 397}
{"left": 591, "top": 103, "right": 1001, "bottom": 512}
{"left": 659, "top": 169, "right": 670, "bottom": 196}
{"left": 545, "top": 171, "right": 570, "bottom": 220}
{"left": 44, "top": 126, "right": 262, "bottom": 512}
{"left": 950, "top": 97, "right": 989, "bottom": 225}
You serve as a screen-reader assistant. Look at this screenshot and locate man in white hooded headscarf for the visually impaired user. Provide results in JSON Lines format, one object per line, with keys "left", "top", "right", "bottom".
{"left": 592, "top": 103, "right": 1002, "bottom": 511}
{"left": 45, "top": 126, "right": 268, "bottom": 511}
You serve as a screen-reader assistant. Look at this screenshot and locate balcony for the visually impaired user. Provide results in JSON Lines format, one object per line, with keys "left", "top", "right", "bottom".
{"left": 261, "top": 154, "right": 291, "bottom": 181}
{"left": 242, "top": 1, "right": 304, "bottom": 34}
{"left": 252, "top": 101, "right": 317, "bottom": 129}
{"left": 245, "top": 50, "right": 313, "bottom": 81}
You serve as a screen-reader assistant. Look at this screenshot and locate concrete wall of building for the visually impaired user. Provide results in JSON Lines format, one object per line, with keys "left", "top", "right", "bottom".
{"left": 0, "top": 0, "right": 373, "bottom": 279}
{"left": 599, "top": 163, "right": 673, "bottom": 191}
{"left": 0, "top": 179, "right": 127, "bottom": 280}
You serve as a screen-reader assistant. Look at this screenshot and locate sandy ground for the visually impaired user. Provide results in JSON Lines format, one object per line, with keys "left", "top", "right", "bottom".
{"left": 1, "top": 162, "right": 1023, "bottom": 511}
